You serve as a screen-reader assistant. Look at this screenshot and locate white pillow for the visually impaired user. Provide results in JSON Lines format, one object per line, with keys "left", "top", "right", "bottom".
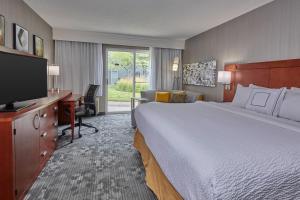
{"left": 249, "top": 84, "right": 287, "bottom": 116}
{"left": 245, "top": 88, "right": 283, "bottom": 115}
{"left": 273, "top": 88, "right": 287, "bottom": 116}
{"left": 232, "top": 84, "right": 252, "bottom": 108}
{"left": 291, "top": 87, "right": 300, "bottom": 93}
{"left": 249, "top": 84, "right": 260, "bottom": 88}
{"left": 279, "top": 91, "right": 300, "bottom": 121}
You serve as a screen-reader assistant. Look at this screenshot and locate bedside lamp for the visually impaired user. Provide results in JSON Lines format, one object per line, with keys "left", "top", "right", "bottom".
{"left": 173, "top": 56, "right": 179, "bottom": 71}
{"left": 172, "top": 63, "right": 179, "bottom": 72}
{"left": 48, "top": 65, "right": 60, "bottom": 93}
{"left": 218, "top": 71, "right": 231, "bottom": 90}
{"left": 172, "top": 57, "right": 180, "bottom": 90}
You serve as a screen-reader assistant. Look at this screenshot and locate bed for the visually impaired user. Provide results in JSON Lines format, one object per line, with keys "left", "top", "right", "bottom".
{"left": 135, "top": 102, "right": 300, "bottom": 200}
{"left": 134, "top": 59, "right": 300, "bottom": 200}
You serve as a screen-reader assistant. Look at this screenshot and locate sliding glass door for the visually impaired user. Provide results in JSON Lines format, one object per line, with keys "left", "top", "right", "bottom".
{"left": 106, "top": 48, "right": 150, "bottom": 113}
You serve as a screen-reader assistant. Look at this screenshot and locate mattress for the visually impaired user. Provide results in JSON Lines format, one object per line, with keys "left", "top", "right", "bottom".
{"left": 134, "top": 102, "right": 300, "bottom": 200}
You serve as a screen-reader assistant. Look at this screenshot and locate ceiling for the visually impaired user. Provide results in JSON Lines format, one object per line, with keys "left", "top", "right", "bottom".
{"left": 24, "top": 0, "right": 274, "bottom": 40}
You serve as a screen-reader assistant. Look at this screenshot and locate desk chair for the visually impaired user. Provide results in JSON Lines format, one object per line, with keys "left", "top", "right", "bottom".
{"left": 62, "top": 84, "right": 100, "bottom": 139}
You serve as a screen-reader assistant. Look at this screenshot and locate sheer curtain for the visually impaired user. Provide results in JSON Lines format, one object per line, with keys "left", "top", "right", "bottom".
{"left": 150, "top": 47, "right": 183, "bottom": 90}
{"left": 54, "top": 40, "right": 103, "bottom": 95}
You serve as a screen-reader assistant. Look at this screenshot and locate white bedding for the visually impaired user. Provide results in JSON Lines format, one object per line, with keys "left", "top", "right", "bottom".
{"left": 135, "top": 102, "right": 300, "bottom": 200}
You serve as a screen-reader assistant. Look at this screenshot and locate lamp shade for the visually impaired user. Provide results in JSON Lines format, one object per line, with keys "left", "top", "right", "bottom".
{"left": 218, "top": 71, "right": 231, "bottom": 84}
{"left": 48, "top": 65, "right": 60, "bottom": 76}
{"left": 172, "top": 63, "right": 179, "bottom": 72}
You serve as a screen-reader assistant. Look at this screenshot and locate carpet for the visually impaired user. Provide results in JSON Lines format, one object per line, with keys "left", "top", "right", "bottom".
{"left": 25, "top": 114, "right": 157, "bottom": 200}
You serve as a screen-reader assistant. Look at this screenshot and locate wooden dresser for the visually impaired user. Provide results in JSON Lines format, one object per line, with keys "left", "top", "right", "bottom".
{"left": 0, "top": 91, "right": 72, "bottom": 200}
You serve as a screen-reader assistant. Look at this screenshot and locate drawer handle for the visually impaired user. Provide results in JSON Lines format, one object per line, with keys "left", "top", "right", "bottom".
{"left": 33, "top": 114, "right": 41, "bottom": 130}
{"left": 53, "top": 107, "right": 58, "bottom": 111}
{"left": 41, "top": 132, "right": 48, "bottom": 138}
{"left": 53, "top": 122, "right": 58, "bottom": 127}
{"left": 41, "top": 113, "right": 47, "bottom": 118}
{"left": 41, "top": 151, "right": 47, "bottom": 157}
{"left": 53, "top": 138, "right": 57, "bottom": 142}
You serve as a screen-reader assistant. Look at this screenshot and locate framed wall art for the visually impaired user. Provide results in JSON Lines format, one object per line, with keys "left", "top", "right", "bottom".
{"left": 183, "top": 60, "right": 217, "bottom": 87}
{"left": 0, "top": 15, "right": 5, "bottom": 46}
{"left": 33, "top": 35, "right": 44, "bottom": 57}
{"left": 13, "top": 23, "right": 29, "bottom": 52}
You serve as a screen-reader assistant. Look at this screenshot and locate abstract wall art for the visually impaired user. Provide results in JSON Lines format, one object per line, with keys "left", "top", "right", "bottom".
{"left": 183, "top": 60, "right": 217, "bottom": 87}
{"left": 13, "top": 23, "right": 29, "bottom": 52}
{"left": 33, "top": 35, "right": 44, "bottom": 57}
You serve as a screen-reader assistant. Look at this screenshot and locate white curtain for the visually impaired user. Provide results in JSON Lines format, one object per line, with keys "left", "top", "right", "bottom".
{"left": 150, "top": 47, "right": 183, "bottom": 90}
{"left": 54, "top": 40, "right": 103, "bottom": 96}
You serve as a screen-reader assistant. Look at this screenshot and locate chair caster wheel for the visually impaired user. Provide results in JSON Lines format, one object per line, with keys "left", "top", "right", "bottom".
{"left": 95, "top": 129, "right": 99, "bottom": 133}
{"left": 79, "top": 135, "right": 82, "bottom": 138}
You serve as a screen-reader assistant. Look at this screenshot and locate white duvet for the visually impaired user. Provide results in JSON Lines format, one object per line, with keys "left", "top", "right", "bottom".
{"left": 135, "top": 102, "right": 300, "bottom": 200}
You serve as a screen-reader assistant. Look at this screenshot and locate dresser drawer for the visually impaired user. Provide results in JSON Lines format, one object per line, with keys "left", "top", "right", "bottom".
{"left": 40, "top": 103, "right": 59, "bottom": 130}
{"left": 40, "top": 128, "right": 57, "bottom": 164}
{"left": 39, "top": 103, "right": 58, "bottom": 166}
{"left": 39, "top": 145, "right": 51, "bottom": 165}
{"left": 40, "top": 129, "right": 57, "bottom": 148}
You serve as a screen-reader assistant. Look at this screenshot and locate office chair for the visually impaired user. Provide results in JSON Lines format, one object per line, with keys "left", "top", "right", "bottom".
{"left": 62, "top": 84, "right": 100, "bottom": 140}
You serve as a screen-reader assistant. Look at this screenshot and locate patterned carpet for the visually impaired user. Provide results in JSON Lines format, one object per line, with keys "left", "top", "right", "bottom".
{"left": 25, "top": 114, "right": 157, "bottom": 200}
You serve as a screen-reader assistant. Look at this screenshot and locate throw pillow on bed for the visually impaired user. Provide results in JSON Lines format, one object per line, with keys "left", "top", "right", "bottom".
{"left": 245, "top": 88, "right": 284, "bottom": 115}
{"left": 155, "top": 92, "right": 171, "bottom": 103}
{"left": 170, "top": 92, "right": 186, "bottom": 103}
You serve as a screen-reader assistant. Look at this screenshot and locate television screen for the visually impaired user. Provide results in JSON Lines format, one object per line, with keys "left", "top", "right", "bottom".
{"left": 0, "top": 51, "right": 48, "bottom": 106}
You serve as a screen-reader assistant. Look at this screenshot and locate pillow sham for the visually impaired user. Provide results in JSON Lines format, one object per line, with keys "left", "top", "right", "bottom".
{"left": 232, "top": 84, "right": 252, "bottom": 108}
{"left": 250, "top": 84, "right": 287, "bottom": 116}
{"left": 273, "top": 87, "right": 287, "bottom": 116}
{"left": 278, "top": 91, "right": 300, "bottom": 121}
{"left": 245, "top": 87, "right": 283, "bottom": 115}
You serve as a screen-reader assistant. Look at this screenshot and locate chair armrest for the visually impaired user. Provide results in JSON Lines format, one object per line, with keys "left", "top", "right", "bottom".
{"left": 131, "top": 97, "right": 149, "bottom": 104}
{"left": 139, "top": 98, "right": 150, "bottom": 104}
{"left": 78, "top": 96, "right": 84, "bottom": 105}
{"left": 83, "top": 102, "right": 95, "bottom": 105}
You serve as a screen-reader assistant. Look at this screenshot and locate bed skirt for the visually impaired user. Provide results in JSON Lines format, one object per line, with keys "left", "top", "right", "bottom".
{"left": 134, "top": 129, "right": 183, "bottom": 200}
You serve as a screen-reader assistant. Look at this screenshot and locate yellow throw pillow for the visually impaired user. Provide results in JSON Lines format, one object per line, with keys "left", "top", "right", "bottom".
{"left": 197, "top": 95, "right": 205, "bottom": 101}
{"left": 155, "top": 92, "right": 171, "bottom": 103}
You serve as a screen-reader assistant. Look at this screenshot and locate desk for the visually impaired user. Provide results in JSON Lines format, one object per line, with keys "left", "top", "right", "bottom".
{"left": 61, "top": 94, "right": 82, "bottom": 142}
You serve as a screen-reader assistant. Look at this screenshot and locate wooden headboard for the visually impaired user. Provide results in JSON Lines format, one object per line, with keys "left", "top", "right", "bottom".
{"left": 224, "top": 59, "right": 300, "bottom": 102}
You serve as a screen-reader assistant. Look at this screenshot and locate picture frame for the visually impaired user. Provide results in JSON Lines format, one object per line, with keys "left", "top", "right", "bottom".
{"left": 33, "top": 35, "right": 44, "bottom": 57}
{"left": 0, "top": 15, "right": 5, "bottom": 46}
{"left": 13, "top": 23, "right": 29, "bottom": 52}
{"left": 183, "top": 60, "right": 217, "bottom": 87}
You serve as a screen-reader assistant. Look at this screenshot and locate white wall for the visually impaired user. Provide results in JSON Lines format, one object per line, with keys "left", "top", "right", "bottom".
{"left": 184, "top": 0, "right": 300, "bottom": 101}
{"left": 0, "top": 0, "right": 53, "bottom": 62}
{"left": 53, "top": 28, "right": 185, "bottom": 49}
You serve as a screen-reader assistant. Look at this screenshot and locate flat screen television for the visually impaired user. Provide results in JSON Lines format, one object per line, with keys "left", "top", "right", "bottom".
{"left": 0, "top": 50, "right": 48, "bottom": 112}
